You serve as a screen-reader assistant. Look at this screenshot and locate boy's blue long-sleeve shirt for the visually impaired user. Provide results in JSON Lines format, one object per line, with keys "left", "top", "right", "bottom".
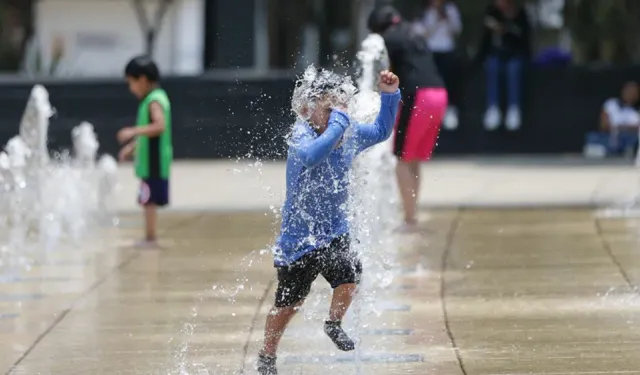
{"left": 274, "top": 89, "right": 401, "bottom": 266}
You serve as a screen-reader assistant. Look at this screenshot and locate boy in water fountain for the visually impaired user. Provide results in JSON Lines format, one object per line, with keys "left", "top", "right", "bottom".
{"left": 117, "top": 56, "right": 173, "bottom": 249}
{"left": 256, "top": 69, "right": 400, "bottom": 374}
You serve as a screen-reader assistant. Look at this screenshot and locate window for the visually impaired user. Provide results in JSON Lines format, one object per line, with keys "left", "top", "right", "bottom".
{"left": 266, "top": 0, "right": 356, "bottom": 70}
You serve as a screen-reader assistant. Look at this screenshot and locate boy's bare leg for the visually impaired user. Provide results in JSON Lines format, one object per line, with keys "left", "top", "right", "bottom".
{"left": 144, "top": 204, "right": 157, "bottom": 241}
{"left": 329, "top": 283, "right": 357, "bottom": 322}
{"left": 258, "top": 254, "right": 315, "bottom": 375}
{"left": 324, "top": 283, "right": 357, "bottom": 351}
{"left": 135, "top": 205, "right": 159, "bottom": 248}
{"left": 261, "top": 303, "right": 302, "bottom": 356}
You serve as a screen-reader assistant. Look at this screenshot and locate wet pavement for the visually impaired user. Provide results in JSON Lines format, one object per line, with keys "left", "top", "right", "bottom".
{"left": 2, "top": 209, "right": 640, "bottom": 374}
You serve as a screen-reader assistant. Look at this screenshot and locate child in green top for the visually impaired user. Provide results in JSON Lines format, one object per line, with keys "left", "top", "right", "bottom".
{"left": 117, "top": 55, "right": 173, "bottom": 249}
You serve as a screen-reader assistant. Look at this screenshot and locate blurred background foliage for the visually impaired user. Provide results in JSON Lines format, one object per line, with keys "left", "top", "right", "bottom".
{"left": 564, "top": 0, "right": 640, "bottom": 64}
{"left": 2, "top": 0, "right": 640, "bottom": 73}
{"left": 396, "top": 0, "right": 640, "bottom": 66}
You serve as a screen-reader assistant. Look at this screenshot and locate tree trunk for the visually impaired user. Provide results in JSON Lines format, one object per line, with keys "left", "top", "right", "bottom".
{"left": 131, "top": 0, "right": 173, "bottom": 57}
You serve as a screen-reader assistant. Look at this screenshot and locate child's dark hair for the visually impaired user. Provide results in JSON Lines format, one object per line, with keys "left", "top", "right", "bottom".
{"left": 367, "top": 5, "right": 402, "bottom": 34}
{"left": 306, "top": 67, "right": 349, "bottom": 100}
{"left": 124, "top": 55, "right": 160, "bottom": 82}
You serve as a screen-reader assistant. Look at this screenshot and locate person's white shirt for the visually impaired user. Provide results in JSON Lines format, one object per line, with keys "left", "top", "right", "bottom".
{"left": 603, "top": 98, "right": 640, "bottom": 128}
{"left": 415, "top": 2, "right": 463, "bottom": 53}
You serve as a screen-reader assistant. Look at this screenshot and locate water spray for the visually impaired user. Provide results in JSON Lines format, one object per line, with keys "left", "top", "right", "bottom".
{"left": 0, "top": 85, "right": 119, "bottom": 265}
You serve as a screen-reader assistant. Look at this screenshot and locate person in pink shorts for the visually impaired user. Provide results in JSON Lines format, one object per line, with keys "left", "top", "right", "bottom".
{"left": 368, "top": 5, "right": 448, "bottom": 232}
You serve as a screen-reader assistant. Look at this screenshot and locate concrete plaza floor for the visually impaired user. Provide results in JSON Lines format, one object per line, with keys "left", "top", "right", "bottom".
{"left": 114, "top": 157, "right": 640, "bottom": 212}
{"left": 3, "top": 156, "right": 640, "bottom": 374}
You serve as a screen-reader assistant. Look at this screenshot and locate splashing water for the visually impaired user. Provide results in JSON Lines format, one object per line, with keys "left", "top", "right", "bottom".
{"left": 0, "top": 85, "right": 118, "bottom": 271}
{"left": 170, "top": 158, "right": 278, "bottom": 374}
{"left": 348, "top": 33, "right": 399, "bottom": 374}
{"left": 356, "top": 34, "right": 389, "bottom": 93}
{"left": 350, "top": 33, "right": 397, "bottom": 267}
{"left": 291, "top": 65, "right": 358, "bottom": 122}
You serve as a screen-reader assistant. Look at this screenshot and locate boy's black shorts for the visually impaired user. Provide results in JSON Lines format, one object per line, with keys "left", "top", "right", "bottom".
{"left": 138, "top": 178, "right": 169, "bottom": 207}
{"left": 274, "top": 235, "right": 362, "bottom": 308}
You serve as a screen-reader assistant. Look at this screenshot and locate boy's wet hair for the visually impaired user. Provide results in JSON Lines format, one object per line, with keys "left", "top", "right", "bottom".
{"left": 291, "top": 66, "right": 357, "bottom": 119}
{"left": 125, "top": 55, "right": 160, "bottom": 82}
{"left": 308, "top": 68, "right": 347, "bottom": 99}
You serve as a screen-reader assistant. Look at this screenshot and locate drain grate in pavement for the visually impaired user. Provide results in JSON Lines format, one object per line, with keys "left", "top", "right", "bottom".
{"left": 0, "top": 294, "right": 46, "bottom": 301}
{"left": 0, "top": 276, "right": 76, "bottom": 283}
{"left": 362, "top": 328, "right": 413, "bottom": 335}
{"left": 376, "top": 302, "right": 411, "bottom": 312}
{"left": 283, "top": 353, "right": 423, "bottom": 364}
{"left": 30, "top": 260, "right": 91, "bottom": 266}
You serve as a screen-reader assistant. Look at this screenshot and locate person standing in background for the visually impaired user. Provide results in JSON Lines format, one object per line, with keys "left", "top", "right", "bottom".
{"left": 414, "top": 0, "right": 463, "bottom": 130}
{"left": 117, "top": 56, "right": 173, "bottom": 249}
{"left": 368, "top": 5, "right": 448, "bottom": 233}
{"left": 477, "top": 0, "right": 531, "bottom": 131}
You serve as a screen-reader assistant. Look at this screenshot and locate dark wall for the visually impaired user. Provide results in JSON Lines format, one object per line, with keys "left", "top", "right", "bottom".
{"left": 0, "top": 65, "right": 637, "bottom": 159}
{"left": 0, "top": 78, "right": 294, "bottom": 159}
{"left": 440, "top": 64, "right": 640, "bottom": 154}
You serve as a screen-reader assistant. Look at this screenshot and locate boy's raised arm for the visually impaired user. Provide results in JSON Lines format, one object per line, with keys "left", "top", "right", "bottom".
{"left": 355, "top": 89, "right": 401, "bottom": 151}
{"left": 291, "top": 110, "right": 349, "bottom": 168}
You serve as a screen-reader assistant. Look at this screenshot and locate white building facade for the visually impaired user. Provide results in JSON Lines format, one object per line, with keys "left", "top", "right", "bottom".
{"left": 34, "top": 0, "right": 206, "bottom": 77}
{"left": 32, "top": 0, "right": 375, "bottom": 78}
